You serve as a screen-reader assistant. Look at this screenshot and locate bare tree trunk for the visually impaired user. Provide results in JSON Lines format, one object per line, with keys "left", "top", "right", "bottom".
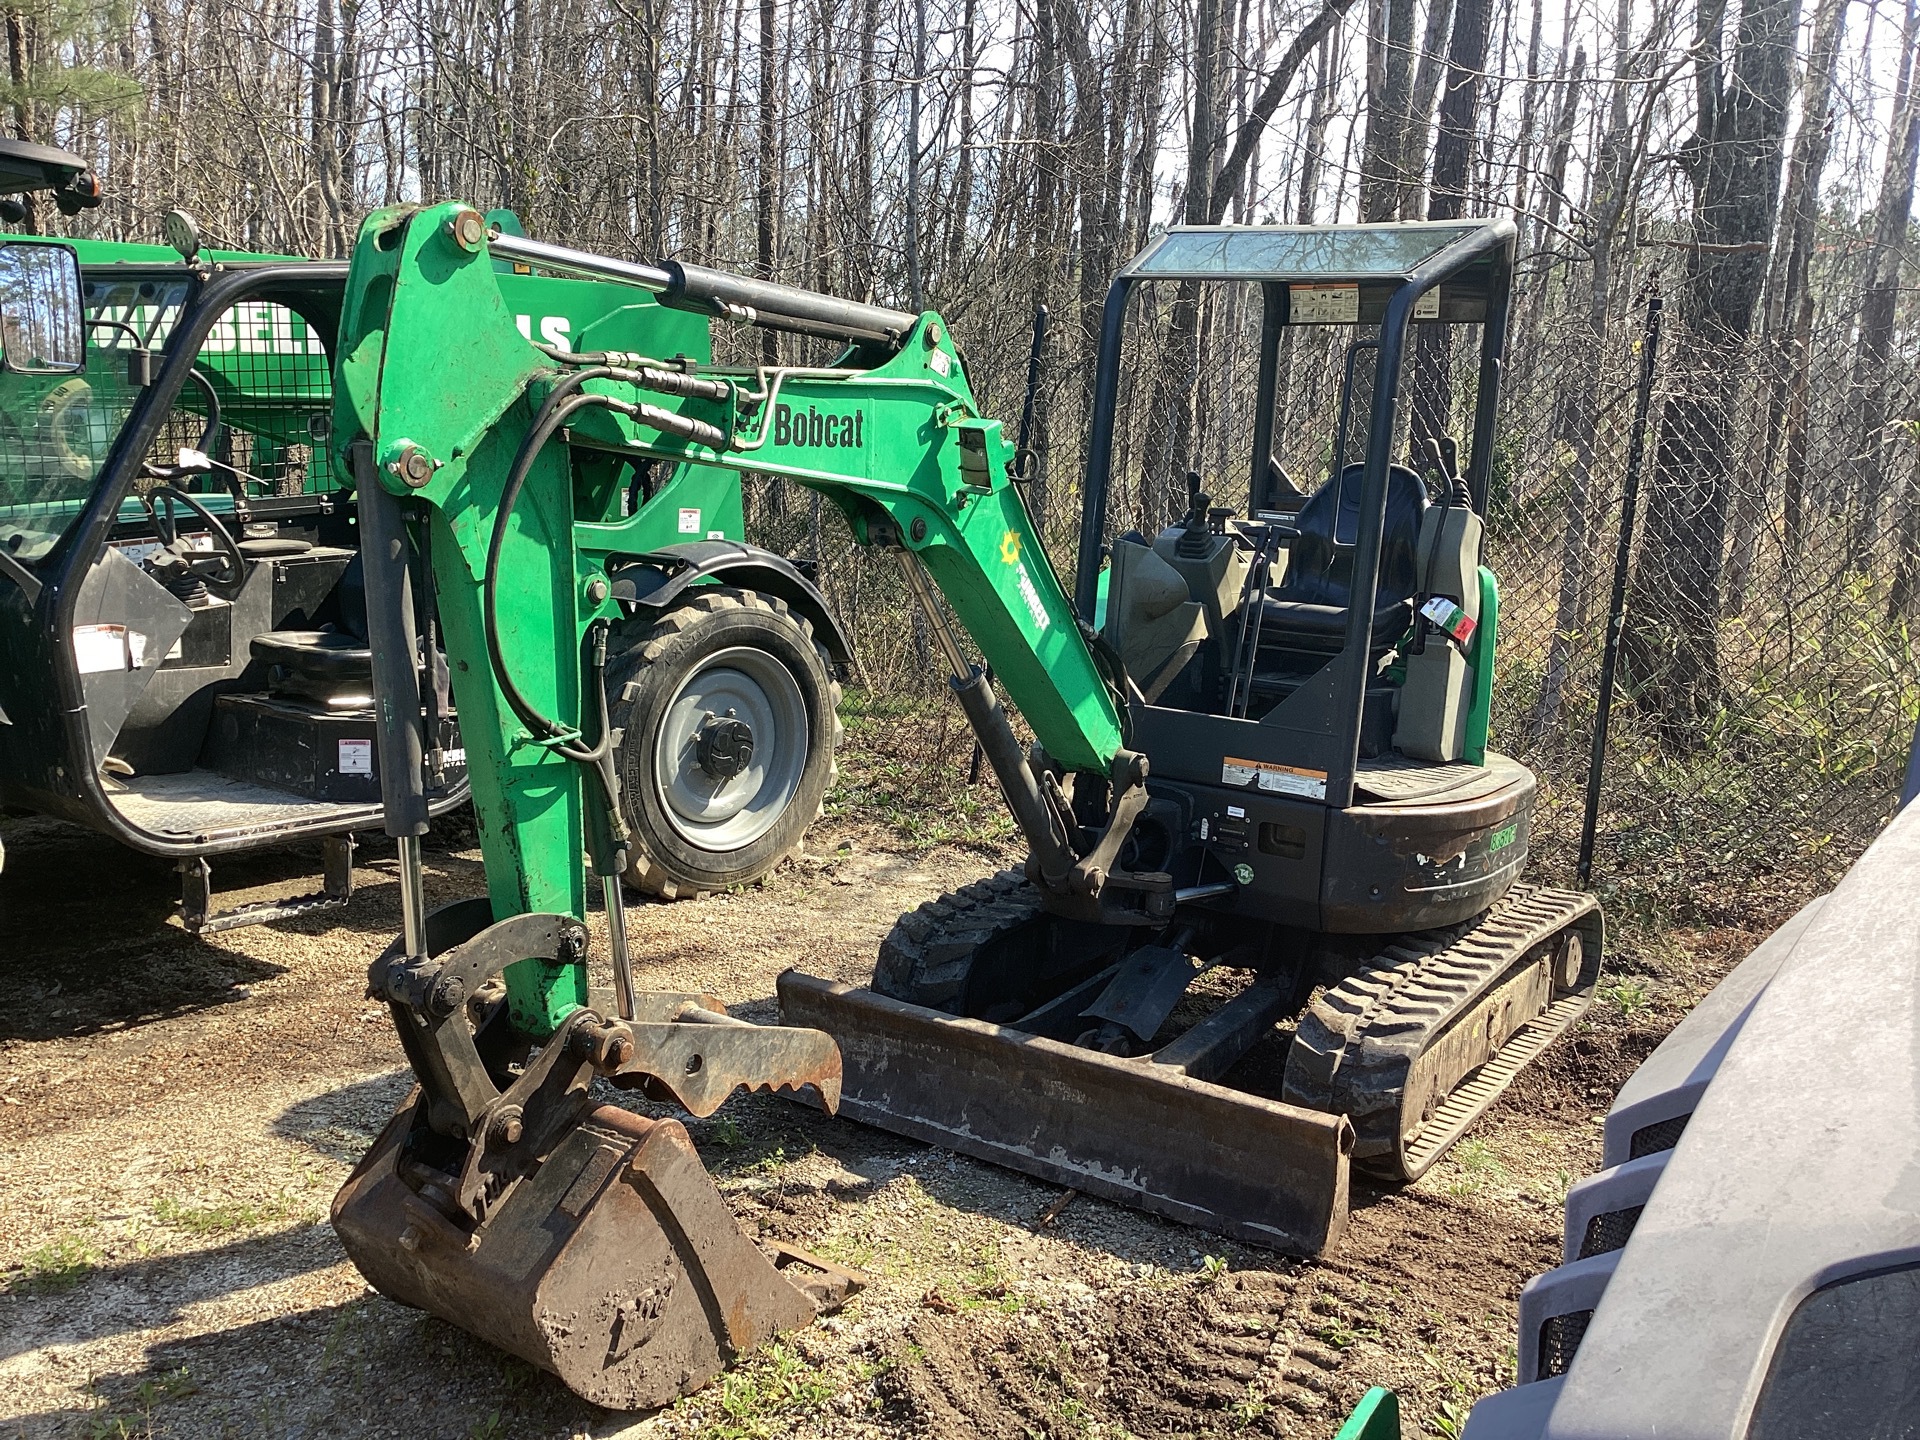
{"left": 1297, "top": 28, "right": 1337, "bottom": 223}
{"left": 903, "top": 0, "right": 926, "bottom": 309}
{"left": 945, "top": 0, "right": 977, "bottom": 276}
{"left": 1411, "top": 0, "right": 1490, "bottom": 452}
{"left": 1510, "top": 0, "right": 1545, "bottom": 219}
{"left": 1846, "top": 0, "right": 1920, "bottom": 572}
{"left": 1624, "top": 0, "right": 1799, "bottom": 742}
{"left": 1729, "top": 0, "right": 1845, "bottom": 611}
{"left": 755, "top": 0, "right": 779, "bottom": 368}
{"left": 1402, "top": 0, "right": 1458, "bottom": 218}
{"left": 855, "top": 0, "right": 877, "bottom": 286}
{"left": 5, "top": 7, "right": 35, "bottom": 231}
{"left": 1359, "top": 0, "right": 1416, "bottom": 220}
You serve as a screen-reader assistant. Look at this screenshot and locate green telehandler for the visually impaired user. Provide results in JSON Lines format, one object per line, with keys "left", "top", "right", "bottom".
{"left": 28, "top": 198, "right": 1596, "bottom": 1405}
{"left": 0, "top": 153, "right": 843, "bottom": 930}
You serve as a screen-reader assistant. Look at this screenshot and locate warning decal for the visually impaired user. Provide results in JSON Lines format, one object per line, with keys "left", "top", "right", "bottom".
{"left": 1288, "top": 283, "right": 1360, "bottom": 324}
{"left": 1221, "top": 755, "right": 1327, "bottom": 800}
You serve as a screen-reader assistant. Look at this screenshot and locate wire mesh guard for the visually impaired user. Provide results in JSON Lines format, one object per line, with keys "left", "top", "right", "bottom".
{"left": 0, "top": 286, "right": 336, "bottom": 570}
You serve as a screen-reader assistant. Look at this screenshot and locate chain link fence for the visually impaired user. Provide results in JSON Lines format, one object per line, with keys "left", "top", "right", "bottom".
{"left": 741, "top": 246, "right": 1920, "bottom": 921}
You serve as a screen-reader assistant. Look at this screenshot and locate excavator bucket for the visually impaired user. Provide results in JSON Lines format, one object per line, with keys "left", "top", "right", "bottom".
{"left": 334, "top": 1095, "right": 859, "bottom": 1410}
{"left": 777, "top": 973, "right": 1354, "bottom": 1254}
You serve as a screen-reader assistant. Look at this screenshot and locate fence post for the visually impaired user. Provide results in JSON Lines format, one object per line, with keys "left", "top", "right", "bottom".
{"left": 1578, "top": 280, "right": 1665, "bottom": 886}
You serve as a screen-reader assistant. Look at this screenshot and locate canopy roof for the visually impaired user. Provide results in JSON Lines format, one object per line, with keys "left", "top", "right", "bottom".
{"left": 1120, "top": 221, "right": 1504, "bottom": 283}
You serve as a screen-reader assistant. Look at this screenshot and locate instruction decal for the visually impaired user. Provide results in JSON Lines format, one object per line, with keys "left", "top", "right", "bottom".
{"left": 1221, "top": 755, "right": 1327, "bottom": 800}
{"left": 73, "top": 624, "right": 130, "bottom": 674}
{"left": 1288, "top": 283, "right": 1360, "bottom": 325}
{"left": 1415, "top": 287, "right": 1442, "bottom": 320}
{"left": 678, "top": 507, "right": 702, "bottom": 533}
{"left": 338, "top": 739, "right": 374, "bottom": 776}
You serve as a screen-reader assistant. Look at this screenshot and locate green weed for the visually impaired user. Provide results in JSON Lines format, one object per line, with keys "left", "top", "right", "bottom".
{"left": 1451, "top": 1138, "right": 1504, "bottom": 1174}
{"left": 10, "top": 1234, "right": 102, "bottom": 1293}
{"left": 1428, "top": 1396, "right": 1471, "bottom": 1440}
{"left": 1605, "top": 979, "right": 1651, "bottom": 1016}
{"left": 1421, "top": 1346, "right": 1479, "bottom": 1438}
{"left": 83, "top": 1367, "right": 195, "bottom": 1439}
{"left": 1233, "top": 1383, "right": 1272, "bottom": 1426}
{"left": 152, "top": 1195, "right": 298, "bottom": 1236}
{"left": 700, "top": 1342, "right": 838, "bottom": 1439}
{"left": 1199, "top": 1254, "right": 1229, "bottom": 1283}
{"left": 1442, "top": 1139, "right": 1509, "bottom": 1197}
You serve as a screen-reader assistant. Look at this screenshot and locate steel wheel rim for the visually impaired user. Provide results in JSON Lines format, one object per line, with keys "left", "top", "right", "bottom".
{"left": 652, "top": 644, "right": 809, "bottom": 853}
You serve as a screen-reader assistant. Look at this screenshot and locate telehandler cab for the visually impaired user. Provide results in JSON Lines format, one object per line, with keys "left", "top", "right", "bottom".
{"left": 0, "top": 166, "right": 843, "bottom": 930}
{"left": 274, "top": 199, "right": 1603, "bottom": 1408}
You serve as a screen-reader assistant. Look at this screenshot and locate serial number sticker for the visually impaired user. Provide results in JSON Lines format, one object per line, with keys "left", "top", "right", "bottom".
{"left": 1221, "top": 756, "right": 1327, "bottom": 800}
{"left": 338, "top": 738, "right": 374, "bottom": 775}
{"left": 1288, "top": 283, "right": 1359, "bottom": 324}
{"left": 677, "top": 507, "right": 702, "bottom": 534}
{"left": 1415, "top": 287, "right": 1441, "bottom": 320}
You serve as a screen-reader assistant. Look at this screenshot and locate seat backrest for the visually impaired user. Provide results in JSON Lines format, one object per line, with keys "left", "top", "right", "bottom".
{"left": 334, "top": 552, "right": 368, "bottom": 640}
{"left": 1271, "top": 462, "right": 1430, "bottom": 611}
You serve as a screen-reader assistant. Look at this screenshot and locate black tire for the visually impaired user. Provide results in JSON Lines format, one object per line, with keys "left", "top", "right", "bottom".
{"left": 874, "top": 869, "right": 1046, "bottom": 1011}
{"left": 608, "top": 587, "right": 842, "bottom": 899}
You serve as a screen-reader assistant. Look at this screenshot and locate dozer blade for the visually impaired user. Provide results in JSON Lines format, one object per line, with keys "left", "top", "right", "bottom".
{"left": 333, "top": 1094, "right": 857, "bottom": 1410}
{"left": 777, "top": 972, "right": 1354, "bottom": 1254}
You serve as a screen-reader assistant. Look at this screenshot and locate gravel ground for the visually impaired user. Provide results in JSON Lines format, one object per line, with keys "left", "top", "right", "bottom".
{"left": 0, "top": 811, "right": 1784, "bottom": 1440}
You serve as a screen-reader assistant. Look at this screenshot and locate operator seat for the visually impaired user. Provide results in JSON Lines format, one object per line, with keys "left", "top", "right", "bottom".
{"left": 249, "top": 554, "right": 374, "bottom": 704}
{"left": 1257, "top": 461, "right": 1429, "bottom": 658}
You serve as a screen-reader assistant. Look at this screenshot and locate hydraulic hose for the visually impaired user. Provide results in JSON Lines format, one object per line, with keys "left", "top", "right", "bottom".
{"left": 478, "top": 362, "right": 738, "bottom": 875}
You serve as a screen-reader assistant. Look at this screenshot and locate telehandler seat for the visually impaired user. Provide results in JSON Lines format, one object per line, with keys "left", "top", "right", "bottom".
{"left": 250, "top": 629, "right": 374, "bottom": 702}
{"left": 1258, "top": 461, "right": 1427, "bottom": 656}
{"left": 249, "top": 554, "right": 374, "bottom": 703}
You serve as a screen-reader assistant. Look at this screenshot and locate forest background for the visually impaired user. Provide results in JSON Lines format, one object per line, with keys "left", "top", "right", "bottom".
{"left": 10, "top": 0, "right": 1920, "bottom": 912}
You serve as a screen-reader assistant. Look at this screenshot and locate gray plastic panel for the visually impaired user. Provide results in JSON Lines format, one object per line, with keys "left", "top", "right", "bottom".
{"left": 1540, "top": 805, "right": 1920, "bottom": 1439}
{"left": 1561, "top": 1152, "right": 1669, "bottom": 1264}
{"left": 1462, "top": 1376, "right": 1565, "bottom": 1440}
{"left": 70, "top": 545, "right": 194, "bottom": 767}
{"left": 1516, "top": 1251, "right": 1619, "bottom": 1384}
{"left": 1601, "top": 896, "right": 1824, "bottom": 1168}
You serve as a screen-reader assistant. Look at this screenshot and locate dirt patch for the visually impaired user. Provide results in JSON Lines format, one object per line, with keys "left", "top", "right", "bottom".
{"left": 0, "top": 811, "right": 1787, "bottom": 1440}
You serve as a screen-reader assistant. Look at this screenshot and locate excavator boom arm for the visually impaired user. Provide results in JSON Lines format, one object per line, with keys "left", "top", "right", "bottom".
{"left": 336, "top": 203, "right": 1124, "bottom": 799}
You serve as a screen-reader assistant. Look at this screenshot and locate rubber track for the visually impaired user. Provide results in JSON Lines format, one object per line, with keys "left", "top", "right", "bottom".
{"left": 615, "top": 588, "right": 843, "bottom": 900}
{"left": 872, "top": 868, "right": 1043, "bottom": 1011}
{"left": 1283, "top": 884, "right": 1602, "bottom": 1180}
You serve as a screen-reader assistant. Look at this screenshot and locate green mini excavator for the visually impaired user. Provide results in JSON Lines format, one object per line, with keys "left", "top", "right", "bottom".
{"left": 149, "top": 201, "right": 1599, "bottom": 1407}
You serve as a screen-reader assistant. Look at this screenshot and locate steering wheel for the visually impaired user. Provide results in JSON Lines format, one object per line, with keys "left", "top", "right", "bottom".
{"left": 144, "top": 484, "right": 247, "bottom": 600}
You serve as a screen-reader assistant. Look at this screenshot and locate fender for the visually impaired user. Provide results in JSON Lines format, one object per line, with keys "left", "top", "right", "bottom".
{"left": 607, "top": 540, "right": 853, "bottom": 669}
